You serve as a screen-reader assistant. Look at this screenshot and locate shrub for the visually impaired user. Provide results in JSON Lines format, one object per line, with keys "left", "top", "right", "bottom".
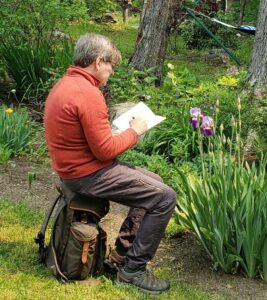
{"left": 180, "top": 19, "right": 238, "bottom": 50}
{"left": 0, "top": 0, "right": 87, "bottom": 45}
{"left": 85, "top": 0, "right": 118, "bottom": 17}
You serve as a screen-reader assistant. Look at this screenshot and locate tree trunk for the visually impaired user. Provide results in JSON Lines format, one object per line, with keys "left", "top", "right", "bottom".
{"left": 117, "top": 0, "right": 132, "bottom": 24}
{"left": 224, "top": 0, "right": 235, "bottom": 12}
{"left": 129, "top": 0, "right": 179, "bottom": 84}
{"left": 238, "top": 0, "right": 246, "bottom": 26}
{"left": 122, "top": 6, "right": 129, "bottom": 23}
{"left": 249, "top": 0, "right": 267, "bottom": 86}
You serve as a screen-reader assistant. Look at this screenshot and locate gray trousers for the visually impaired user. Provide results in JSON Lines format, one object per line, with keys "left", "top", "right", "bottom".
{"left": 63, "top": 160, "right": 176, "bottom": 269}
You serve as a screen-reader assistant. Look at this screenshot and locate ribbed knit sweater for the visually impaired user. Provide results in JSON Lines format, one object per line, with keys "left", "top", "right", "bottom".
{"left": 44, "top": 66, "right": 138, "bottom": 179}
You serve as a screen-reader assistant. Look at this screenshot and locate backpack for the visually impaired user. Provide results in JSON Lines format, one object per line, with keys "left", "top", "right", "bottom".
{"left": 35, "top": 182, "right": 109, "bottom": 283}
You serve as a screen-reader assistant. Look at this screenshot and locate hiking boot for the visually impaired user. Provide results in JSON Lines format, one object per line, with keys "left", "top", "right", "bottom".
{"left": 108, "top": 249, "right": 126, "bottom": 268}
{"left": 116, "top": 267, "right": 170, "bottom": 294}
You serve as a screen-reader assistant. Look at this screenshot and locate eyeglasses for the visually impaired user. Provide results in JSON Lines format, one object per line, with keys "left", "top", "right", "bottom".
{"left": 100, "top": 57, "right": 116, "bottom": 71}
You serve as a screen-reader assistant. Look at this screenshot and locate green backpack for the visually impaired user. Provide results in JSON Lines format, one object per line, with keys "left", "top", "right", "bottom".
{"left": 35, "top": 182, "right": 109, "bottom": 283}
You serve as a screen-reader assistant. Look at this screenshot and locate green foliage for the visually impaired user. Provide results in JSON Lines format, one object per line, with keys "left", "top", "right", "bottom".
{"left": 0, "top": 0, "right": 87, "bottom": 44}
{"left": 135, "top": 111, "right": 198, "bottom": 164}
{"left": 85, "top": 0, "right": 118, "bottom": 17}
{"left": 110, "top": 62, "right": 195, "bottom": 159}
{"left": 178, "top": 154, "right": 267, "bottom": 278}
{"left": 27, "top": 171, "right": 37, "bottom": 189}
{"left": 1, "top": 40, "right": 74, "bottom": 102}
{"left": 0, "top": 144, "right": 11, "bottom": 164}
{"left": 186, "top": 70, "right": 249, "bottom": 137}
{"left": 231, "top": 0, "right": 260, "bottom": 24}
{"left": 109, "top": 60, "right": 158, "bottom": 103}
{"left": 253, "top": 135, "right": 267, "bottom": 158}
{"left": 180, "top": 18, "right": 238, "bottom": 50}
{"left": 0, "top": 106, "right": 35, "bottom": 155}
{"left": 111, "top": 62, "right": 251, "bottom": 164}
{"left": 165, "top": 211, "right": 184, "bottom": 239}
{"left": 29, "top": 132, "right": 48, "bottom": 162}
{"left": 177, "top": 103, "right": 267, "bottom": 280}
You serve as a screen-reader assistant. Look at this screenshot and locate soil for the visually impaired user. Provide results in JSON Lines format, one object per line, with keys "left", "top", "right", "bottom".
{"left": 0, "top": 158, "right": 267, "bottom": 300}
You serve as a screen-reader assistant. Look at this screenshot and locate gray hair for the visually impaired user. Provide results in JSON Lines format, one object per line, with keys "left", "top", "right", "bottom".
{"left": 73, "top": 33, "right": 121, "bottom": 68}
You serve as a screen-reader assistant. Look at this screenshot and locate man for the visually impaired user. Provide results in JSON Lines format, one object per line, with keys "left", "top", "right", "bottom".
{"left": 44, "top": 33, "right": 176, "bottom": 294}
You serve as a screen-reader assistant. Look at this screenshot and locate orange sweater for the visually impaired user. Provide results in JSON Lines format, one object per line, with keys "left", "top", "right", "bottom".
{"left": 44, "top": 66, "right": 138, "bottom": 179}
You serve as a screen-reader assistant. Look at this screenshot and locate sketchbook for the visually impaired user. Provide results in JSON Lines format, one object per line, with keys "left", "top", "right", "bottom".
{"left": 112, "top": 101, "right": 165, "bottom": 132}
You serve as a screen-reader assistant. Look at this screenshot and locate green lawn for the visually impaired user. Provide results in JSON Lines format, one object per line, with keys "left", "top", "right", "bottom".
{"left": 0, "top": 200, "right": 227, "bottom": 300}
{"left": 65, "top": 19, "right": 138, "bottom": 59}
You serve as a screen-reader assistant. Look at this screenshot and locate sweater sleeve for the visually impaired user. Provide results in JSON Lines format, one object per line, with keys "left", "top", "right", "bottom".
{"left": 78, "top": 90, "right": 138, "bottom": 161}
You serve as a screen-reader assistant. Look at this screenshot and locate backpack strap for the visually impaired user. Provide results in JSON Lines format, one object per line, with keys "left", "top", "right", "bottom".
{"left": 57, "top": 203, "right": 75, "bottom": 264}
{"left": 50, "top": 215, "right": 70, "bottom": 283}
{"left": 34, "top": 194, "right": 63, "bottom": 263}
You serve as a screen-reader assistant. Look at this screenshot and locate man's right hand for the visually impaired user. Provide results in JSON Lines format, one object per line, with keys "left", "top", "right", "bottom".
{"left": 129, "top": 116, "right": 148, "bottom": 136}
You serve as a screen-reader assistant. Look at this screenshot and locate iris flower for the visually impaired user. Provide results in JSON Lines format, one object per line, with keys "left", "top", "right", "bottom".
{"left": 201, "top": 116, "right": 214, "bottom": 137}
{"left": 190, "top": 107, "right": 201, "bottom": 129}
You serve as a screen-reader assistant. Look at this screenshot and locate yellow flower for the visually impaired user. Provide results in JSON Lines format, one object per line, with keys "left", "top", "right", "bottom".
{"left": 218, "top": 76, "right": 238, "bottom": 87}
{"left": 5, "top": 108, "right": 13, "bottom": 114}
{"left": 167, "top": 63, "right": 174, "bottom": 70}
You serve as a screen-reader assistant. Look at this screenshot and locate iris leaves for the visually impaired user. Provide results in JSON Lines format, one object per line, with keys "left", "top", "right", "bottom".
{"left": 177, "top": 149, "right": 267, "bottom": 281}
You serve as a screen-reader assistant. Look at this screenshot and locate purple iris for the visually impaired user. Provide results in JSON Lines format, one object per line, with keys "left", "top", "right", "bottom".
{"left": 201, "top": 116, "right": 214, "bottom": 137}
{"left": 190, "top": 107, "right": 201, "bottom": 128}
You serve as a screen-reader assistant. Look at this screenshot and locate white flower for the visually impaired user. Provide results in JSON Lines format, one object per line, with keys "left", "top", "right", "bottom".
{"left": 167, "top": 71, "right": 175, "bottom": 79}
{"left": 11, "top": 89, "right": 16, "bottom": 93}
{"left": 167, "top": 63, "right": 174, "bottom": 70}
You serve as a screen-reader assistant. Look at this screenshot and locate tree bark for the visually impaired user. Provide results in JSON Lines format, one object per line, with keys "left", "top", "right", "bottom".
{"left": 116, "top": 0, "right": 132, "bottom": 24}
{"left": 129, "top": 0, "right": 179, "bottom": 83}
{"left": 248, "top": 0, "right": 267, "bottom": 86}
{"left": 122, "top": 6, "right": 129, "bottom": 23}
{"left": 238, "top": 0, "right": 246, "bottom": 26}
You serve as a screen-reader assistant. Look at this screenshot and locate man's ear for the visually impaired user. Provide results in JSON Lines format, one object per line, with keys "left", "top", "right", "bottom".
{"left": 95, "top": 57, "right": 102, "bottom": 71}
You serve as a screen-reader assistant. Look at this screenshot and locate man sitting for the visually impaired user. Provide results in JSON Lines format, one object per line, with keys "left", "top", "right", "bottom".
{"left": 44, "top": 33, "right": 176, "bottom": 294}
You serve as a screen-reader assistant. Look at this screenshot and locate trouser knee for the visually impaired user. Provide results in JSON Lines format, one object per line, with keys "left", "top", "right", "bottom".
{"left": 158, "top": 186, "right": 177, "bottom": 214}
{"left": 166, "top": 187, "right": 177, "bottom": 211}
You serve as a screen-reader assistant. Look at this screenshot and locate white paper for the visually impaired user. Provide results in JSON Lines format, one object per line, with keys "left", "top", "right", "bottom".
{"left": 112, "top": 101, "right": 166, "bottom": 132}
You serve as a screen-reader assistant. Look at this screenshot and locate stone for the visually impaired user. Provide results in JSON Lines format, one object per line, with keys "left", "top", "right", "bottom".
{"left": 95, "top": 13, "right": 117, "bottom": 24}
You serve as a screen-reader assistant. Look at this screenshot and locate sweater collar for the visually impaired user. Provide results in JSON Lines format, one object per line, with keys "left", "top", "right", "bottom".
{"left": 66, "top": 65, "right": 101, "bottom": 87}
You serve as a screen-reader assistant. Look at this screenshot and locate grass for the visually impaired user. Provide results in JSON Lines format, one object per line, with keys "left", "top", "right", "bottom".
{"left": 0, "top": 199, "right": 227, "bottom": 300}
{"left": 65, "top": 17, "right": 138, "bottom": 58}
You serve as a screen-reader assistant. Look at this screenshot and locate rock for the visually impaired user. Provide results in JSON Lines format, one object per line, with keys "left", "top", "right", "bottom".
{"left": 109, "top": 102, "right": 136, "bottom": 134}
{"left": 51, "top": 28, "right": 69, "bottom": 39}
{"left": 109, "top": 102, "right": 136, "bottom": 122}
{"left": 95, "top": 13, "right": 117, "bottom": 24}
{"left": 205, "top": 48, "right": 229, "bottom": 64}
